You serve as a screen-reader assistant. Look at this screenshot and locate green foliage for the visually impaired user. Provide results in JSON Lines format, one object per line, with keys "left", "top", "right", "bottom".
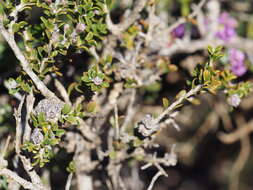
{"left": 23, "top": 103, "right": 86, "bottom": 167}
{"left": 23, "top": 111, "right": 66, "bottom": 167}
{"left": 227, "top": 82, "right": 253, "bottom": 98}
{"left": 23, "top": 141, "right": 53, "bottom": 167}
{"left": 60, "top": 103, "right": 85, "bottom": 124}
{"left": 7, "top": 76, "right": 32, "bottom": 95}
{"left": 0, "top": 0, "right": 252, "bottom": 186}
{"left": 207, "top": 45, "right": 224, "bottom": 63}
{"left": 2, "top": 0, "right": 107, "bottom": 95}
{"left": 191, "top": 46, "right": 252, "bottom": 98}
{"left": 61, "top": 104, "right": 72, "bottom": 115}
{"left": 82, "top": 66, "right": 109, "bottom": 91}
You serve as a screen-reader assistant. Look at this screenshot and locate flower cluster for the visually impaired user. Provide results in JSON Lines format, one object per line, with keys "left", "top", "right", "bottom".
{"left": 216, "top": 12, "right": 237, "bottom": 42}
{"left": 35, "top": 98, "right": 64, "bottom": 121}
{"left": 228, "top": 48, "right": 247, "bottom": 77}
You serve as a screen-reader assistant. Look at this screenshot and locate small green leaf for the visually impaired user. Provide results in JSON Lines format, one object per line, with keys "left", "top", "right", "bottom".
{"left": 187, "top": 97, "right": 201, "bottom": 105}
{"left": 49, "top": 138, "right": 59, "bottom": 145}
{"left": 203, "top": 70, "right": 211, "bottom": 82}
{"left": 109, "top": 151, "right": 117, "bottom": 159}
{"left": 176, "top": 90, "right": 186, "bottom": 99}
{"left": 87, "top": 101, "right": 96, "bottom": 113}
{"left": 62, "top": 104, "right": 72, "bottom": 115}
{"left": 40, "top": 16, "right": 54, "bottom": 30}
{"left": 66, "top": 116, "right": 78, "bottom": 124}
{"left": 81, "top": 75, "right": 90, "bottom": 82}
{"left": 67, "top": 82, "right": 77, "bottom": 96}
{"left": 162, "top": 98, "right": 170, "bottom": 108}
{"left": 85, "top": 32, "right": 93, "bottom": 41}
{"left": 67, "top": 161, "right": 76, "bottom": 173}
{"left": 102, "top": 81, "right": 109, "bottom": 88}
{"left": 56, "top": 129, "right": 65, "bottom": 137}
{"left": 38, "top": 112, "right": 46, "bottom": 123}
{"left": 12, "top": 23, "right": 20, "bottom": 33}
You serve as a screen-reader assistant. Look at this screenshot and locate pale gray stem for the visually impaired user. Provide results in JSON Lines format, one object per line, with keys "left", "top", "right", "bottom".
{"left": 147, "top": 171, "right": 163, "bottom": 190}
{"left": 0, "top": 168, "right": 42, "bottom": 190}
{"left": 114, "top": 104, "right": 120, "bottom": 140}
{"left": 54, "top": 79, "right": 71, "bottom": 105}
{"left": 14, "top": 96, "right": 25, "bottom": 154}
{"left": 19, "top": 155, "right": 44, "bottom": 189}
{"left": 105, "top": 0, "right": 148, "bottom": 35}
{"left": 23, "top": 93, "right": 35, "bottom": 142}
{"left": 121, "top": 89, "right": 136, "bottom": 133}
{"left": 65, "top": 173, "right": 73, "bottom": 190}
{"left": 167, "top": 0, "right": 206, "bottom": 33}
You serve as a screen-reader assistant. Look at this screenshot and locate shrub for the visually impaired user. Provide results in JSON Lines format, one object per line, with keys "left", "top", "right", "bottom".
{"left": 0, "top": 0, "right": 253, "bottom": 190}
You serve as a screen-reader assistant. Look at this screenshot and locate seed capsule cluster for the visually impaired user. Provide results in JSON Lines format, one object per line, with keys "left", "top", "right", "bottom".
{"left": 31, "top": 128, "right": 44, "bottom": 145}
{"left": 35, "top": 98, "right": 63, "bottom": 121}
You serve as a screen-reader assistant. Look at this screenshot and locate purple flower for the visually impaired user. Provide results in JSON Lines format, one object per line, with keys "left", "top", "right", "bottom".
{"left": 171, "top": 24, "right": 185, "bottom": 39}
{"left": 218, "top": 12, "right": 237, "bottom": 27}
{"left": 227, "top": 94, "right": 241, "bottom": 107}
{"left": 231, "top": 64, "right": 247, "bottom": 77}
{"left": 216, "top": 12, "right": 237, "bottom": 42}
{"left": 229, "top": 48, "right": 247, "bottom": 77}
{"left": 229, "top": 48, "right": 245, "bottom": 62}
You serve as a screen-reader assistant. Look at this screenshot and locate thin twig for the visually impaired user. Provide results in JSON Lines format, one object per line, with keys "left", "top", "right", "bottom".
{"left": 19, "top": 155, "right": 44, "bottom": 189}
{"left": 147, "top": 171, "right": 163, "bottom": 190}
{"left": 114, "top": 104, "right": 119, "bottom": 140}
{"left": 154, "top": 85, "right": 202, "bottom": 124}
{"left": 145, "top": 4, "right": 156, "bottom": 46}
{"left": 218, "top": 119, "right": 253, "bottom": 144}
{"left": 0, "top": 168, "right": 40, "bottom": 190}
{"left": 228, "top": 116, "right": 251, "bottom": 190}
{"left": 65, "top": 173, "right": 73, "bottom": 190}
{"left": 229, "top": 135, "right": 250, "bottom": 190}
{"left": 13, "top": 95, "right": 44, "bottom": 189}
{"left": 167, "top": 0, "right": 206, "bottom": 33}
{"left": 54, "top": 79, "right": 71, "bottom": 105}
{"left": 89, "top": 46, "right": 100, "bottom": 61}
{"left": 14, "top": 96, "right": 25, "bottom": 154}
{"left": 121, "top": 89, "right": 136, "bottom": 133}
{"left": 23, "top": 92, "right": 35, "bottom": 142}
{"left": 105, "top": 0, "right": 148, "bottom": 35}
